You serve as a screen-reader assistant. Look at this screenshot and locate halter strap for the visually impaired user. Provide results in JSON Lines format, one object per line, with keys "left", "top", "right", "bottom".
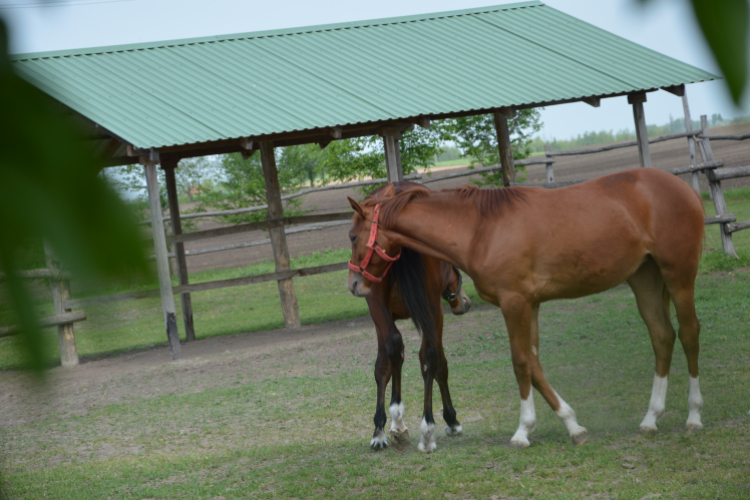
{"left": 348, "top": 204, "right": 401, "bottom": 283}
{"left": 442, "top": 266, "right": 464, "bottom": 302}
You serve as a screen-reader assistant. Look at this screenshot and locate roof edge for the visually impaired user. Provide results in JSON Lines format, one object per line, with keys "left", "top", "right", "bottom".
{"left": 11, "top": 1, "right": 543, "bottom": 61}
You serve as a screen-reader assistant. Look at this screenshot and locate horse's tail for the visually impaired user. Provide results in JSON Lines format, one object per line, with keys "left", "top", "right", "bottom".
{"left": 391, "top": 247, "right": 436, "bottom": 338}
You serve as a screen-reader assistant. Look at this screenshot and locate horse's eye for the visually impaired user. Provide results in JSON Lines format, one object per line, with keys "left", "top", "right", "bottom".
{"left": 349, "top": 234, "right": 357, "bottom": 243}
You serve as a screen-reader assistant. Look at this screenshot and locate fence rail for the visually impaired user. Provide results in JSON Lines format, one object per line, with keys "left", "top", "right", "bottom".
{"left": 0, "top": 310, "right": 87, "bottom": 339}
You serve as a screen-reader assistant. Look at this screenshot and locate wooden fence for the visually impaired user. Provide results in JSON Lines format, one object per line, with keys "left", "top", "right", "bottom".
{"left": 11, "top": 113, "right": 747, "bottom": 367}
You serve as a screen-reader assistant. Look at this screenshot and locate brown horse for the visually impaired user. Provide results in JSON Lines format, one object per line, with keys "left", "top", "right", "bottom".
{"left": 347, "top": 169, "right": 704, "bottom": 448}
{"left": 362, "top": 183, "right": 471, "bottom": 452}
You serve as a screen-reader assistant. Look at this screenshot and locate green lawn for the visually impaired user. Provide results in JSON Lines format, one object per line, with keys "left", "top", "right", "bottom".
{"left": 2, "top": 270, "right": 749, "bottom": 499}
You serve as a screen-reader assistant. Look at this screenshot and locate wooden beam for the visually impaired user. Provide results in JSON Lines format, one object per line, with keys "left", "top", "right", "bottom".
{"left": 662, "top": 84, "right": 685, "bottom": 97}
{"left": 162, "top": 159, "right": 195, "bottom": 342}
{"left": 668, "top": 160, "right": 724, "bottom": 176}
{"left": 493, "top": 111, "right": 515, "bottom": 187}
{"left": 145, "top": 163, "right": 182, "bottom": 359}
{"left": 43, "top": 243, "right": 79, "bottom": 367}
{"left": 498, "top": 106, "right": 516, "bottom": 119}
{"left": 701, "top": 115, "right": 737, "bottom": 258}
{"left": 727, "top": 219, "right": 750, "bottom": 233}
{"left": 628, "top": 92, "right": 651, "bottom": 168}
{"left": 582, "top": 96, "right": 600, "bottom": 108}
{"left": 704, "top": 214, "right": 737, "bottom": 225}
{"left": 544, "top": 144, "right": 554, "bottom": 183}
{"left": 260, "top": 141, "right": 301, "bottom": 329}
{"left": 681, "top": 90, "right": 700, "bottom": 193}
{"left": 413, "top": 116, "right": 431, "bottom": 129}
{"left": 329, "top": 127, "right": 342, "bottom": 139}
{"left": 0, "top": 310, "right": 87, "bottom": 339}
{"left": 711, "top": 165, "right": 750, "bottom": 182}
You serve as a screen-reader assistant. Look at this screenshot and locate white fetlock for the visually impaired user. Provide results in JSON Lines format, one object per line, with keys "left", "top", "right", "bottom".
{"left": 686, "top": 376, "right": 703, "bottom": 431}
{"left": 445, "top": 423, "right": 463, "bottom": 436}
{"left": 553, "top": 390, "right": 588, "bottom": 446}
{"left": 418, "top": 418, "right": 437, "bottom": 453}
{"left": 370, "top": 428, "right": 389, "bottom": 449}
{"left": 389, "top": 402, "right": 407, "bottom": 433}
{"left": 640, "top": 375, "right": 668, "bottom": 432}
{"left": 510, "top": 393, "right": 536, "bottom": 449}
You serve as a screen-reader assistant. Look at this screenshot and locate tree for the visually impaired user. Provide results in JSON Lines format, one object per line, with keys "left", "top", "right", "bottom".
{"left": 197, "top": 151, "right": 306, "bottom": 224}
{"left": 451, "top": 109, "right": 543, "bottom": 186}
{"left": 278, "top": 144, "right": 325, "bottom": 187}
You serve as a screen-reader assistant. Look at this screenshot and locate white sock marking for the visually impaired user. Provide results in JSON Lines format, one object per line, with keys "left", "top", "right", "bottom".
{"left": 370, "top": 428, "right": 388, "bottom": 449}
{"left": 553, "top": 390, "right": 587, "bottom": 439}
{"left": 686, "top": 376, "right": 703, "bottom": 430}
{"left": 418, "top": 417, "right": 436, "bottom": 453}
{"left": 640, "top": 374, "right": 668, "bottom": 431}
{"left": 389, "top": 402, "right": 407, "bottom": 433}
{"left": 510, "top": 392, "right": 536, "bottom": 448}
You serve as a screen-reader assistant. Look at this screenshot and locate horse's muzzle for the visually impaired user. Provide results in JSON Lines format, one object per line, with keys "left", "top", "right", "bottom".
{"left": 347, "top": 271, "right": 371, "bottom": 297}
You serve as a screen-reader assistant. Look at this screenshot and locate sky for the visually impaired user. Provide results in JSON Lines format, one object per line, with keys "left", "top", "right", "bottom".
{"left": 2, "top": 0, "right": 748, "bottom": 140}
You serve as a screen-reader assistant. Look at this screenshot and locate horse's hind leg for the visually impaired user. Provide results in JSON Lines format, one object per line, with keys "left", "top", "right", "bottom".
{"left": 417, "top": 304, "right": 442, "bottom": 453}
{"left": 628, "top": 258, "right": 678, "bottom": 432}
{"left": 434, "top": 310, "right": 463, "bottom": 437}
{"left": 660, "top": 270, "right": 703, "bottom": 432}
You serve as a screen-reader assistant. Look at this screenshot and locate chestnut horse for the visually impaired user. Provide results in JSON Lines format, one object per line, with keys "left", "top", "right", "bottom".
{"left": 347, "top": 169, "right": 704, "bottom": 448}
{"left": 362, "top": 183, "right": 471, "bottom": 452}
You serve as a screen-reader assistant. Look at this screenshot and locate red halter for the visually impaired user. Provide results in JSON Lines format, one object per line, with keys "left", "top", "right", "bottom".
{"left": 348, "top": 204, "right": 401, "bottom": 283}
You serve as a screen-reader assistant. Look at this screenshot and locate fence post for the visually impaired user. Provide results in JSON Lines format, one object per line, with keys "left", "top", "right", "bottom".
{"left": 628, "top": 92, "right": 652, "bottom": 169}
{"left": 260, "top": 141, "right": 301, "bottom": 329}
{"left": 699, "top": 115, "right": 737, "bottom": 258}
{"left": 43, "top": 242, "right": 79, "bottom": 367}
{"left": 681, "top": 91, "right": 700, "bottom": 193}
{"left": 162, "top": 158, "right": 195, "bottom": 342}
{"left": 493, "top": 109, "right": 516, "bottom": 187}
{"left": 544, "top": 144, "right": 554, "bottom": 183}
{"left": 145, "top": 162, "right": 182, "bottom": 359}
{"left": 382, "top": 127, "right": 403, "bottom": 183}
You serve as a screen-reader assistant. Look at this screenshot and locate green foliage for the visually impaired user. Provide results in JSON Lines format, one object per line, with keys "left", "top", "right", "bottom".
{"left": 321, "top": 121, "right": 455, "bottom": 194}
{"left": 0, "top": 19, "right": 148, "bottom": 373}
{"left": 197, "top": 152, "right": 306, "bottom": 224}
{"left": 278, "top": 143, "right": 326, "bottom": 187}
{"left": 452, "top": 109, "right": 542, "bottom": 186}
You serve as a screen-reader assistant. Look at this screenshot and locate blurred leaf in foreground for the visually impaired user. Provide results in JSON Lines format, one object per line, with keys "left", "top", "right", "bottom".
{"left": 0, "top": 18, "right": 149, "bottom": 373}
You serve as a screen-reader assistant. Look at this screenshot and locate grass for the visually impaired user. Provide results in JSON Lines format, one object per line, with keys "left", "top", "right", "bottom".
{"left": 700, "top": 186, "right": 750, "bottom": 271}
{"left": 2, "top": 271, "right": 749, "bottom": 499}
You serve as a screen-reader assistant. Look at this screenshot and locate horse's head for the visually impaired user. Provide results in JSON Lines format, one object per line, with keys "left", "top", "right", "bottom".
{"left": 443, "top": 266, "right": 472, "bottom": 315}
{"left": 346, "top": 183, "right": 401, "bottom": 297}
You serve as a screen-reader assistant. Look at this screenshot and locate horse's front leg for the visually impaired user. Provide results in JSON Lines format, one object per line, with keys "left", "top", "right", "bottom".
{"left": 367, "top": 296, "right": 393, "bottom": 450}
{"left": 501, "top": 294, "right": 538, "bottom": 449}
{"left": 372, "top": 337, "right": 391, "bottom": 449}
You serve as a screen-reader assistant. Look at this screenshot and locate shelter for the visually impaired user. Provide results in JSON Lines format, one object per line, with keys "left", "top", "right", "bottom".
{"left": 11, "top": 1, "right": 717, "bottom": 359}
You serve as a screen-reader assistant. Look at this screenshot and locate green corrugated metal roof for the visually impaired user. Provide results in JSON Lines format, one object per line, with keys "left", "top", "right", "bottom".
{"left": 11, "top": 1, "right": 718, "bottom": 150}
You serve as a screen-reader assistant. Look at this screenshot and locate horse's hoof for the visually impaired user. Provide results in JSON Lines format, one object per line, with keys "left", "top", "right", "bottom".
{"left": 370, "top": 430, "right": 389, "bottom": 450}
{"left": 509, "top": 439, "right": 530, "bottom": 450}
{"left": 418, "top": 439, "right": 437, "bottom": 453}
{"left": 390, "top": 429, "right": 410, "bottom": 452}
{"left": 686, "top": 423, "right": 703, "bottom": 434}
{"left": 571, "top": 428, "right": 588, "bottom": 446}
{"left": 639, "top": 425, "right": 658, "bottom": 434}
{"left": 446, "top": 424, "right": 463, "bottom": 436}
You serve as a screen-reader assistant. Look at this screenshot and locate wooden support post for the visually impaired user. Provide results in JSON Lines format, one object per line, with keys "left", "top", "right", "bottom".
{"left": 681, "top": 91, "right": 700, "bottom": 193}
{"left": 43, "top": 242, "right": 79, "bottom": 367}
{"left": 145, "top": 163, "right": 182, "bottom": 359}
{"left": 699, "top": 115, "right": 737, "bottom": 258}
{"left": 260, "top": 141, "right": 301, "bottom": 329}
{"left": 628, "top": 92, "right": 652, "bottom": 168}
{"left": 382, "top": 127, "right": 403, "bottom": 183}
{"left": 544, "top": 144, "right": 554, "bottom": 183}
{"left": 162, "top": 159, "right": 195, "bottom": 342}
{"left": 493, "top": 111, "right": 515, "bottom": 187}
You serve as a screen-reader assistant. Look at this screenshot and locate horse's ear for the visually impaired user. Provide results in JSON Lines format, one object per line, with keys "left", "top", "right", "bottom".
{"left": 381, "top": 183, "right": 396, "bottom": 198}
{"left": 348, "top": 197, "right": 365, "bottom": 218}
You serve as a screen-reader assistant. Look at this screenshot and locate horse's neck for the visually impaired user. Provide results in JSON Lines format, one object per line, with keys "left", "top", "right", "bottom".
{"left": 388, "top": 195, "right": 481, "bottom": 268}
